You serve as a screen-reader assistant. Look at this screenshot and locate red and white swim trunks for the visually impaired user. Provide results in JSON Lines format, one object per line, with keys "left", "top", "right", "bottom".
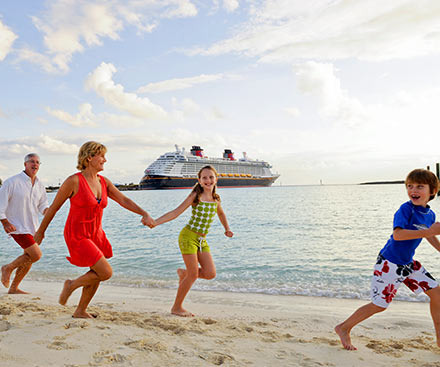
{"left": 371, "top": 254, "right": 438, "bottom": 308}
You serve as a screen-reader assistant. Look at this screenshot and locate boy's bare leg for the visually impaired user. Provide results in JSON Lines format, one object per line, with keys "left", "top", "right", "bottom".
{"left": 425, "top": 287, "right": 440, "bottom": 347}
{"left": 8, "top": 263, "right": 32, "bottom": 294}
{"left": 335, "top": 302, "right": 385, "bottom": 350}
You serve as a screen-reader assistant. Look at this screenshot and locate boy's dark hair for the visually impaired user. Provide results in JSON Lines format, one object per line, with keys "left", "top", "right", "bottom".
{"left": 405, "top": 169, "right": 439, "bottom": 201}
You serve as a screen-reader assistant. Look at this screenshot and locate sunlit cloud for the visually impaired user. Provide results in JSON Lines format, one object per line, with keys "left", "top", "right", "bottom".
{"left": 194, "top": 0, "right": 440, "bottom": 63}
{"left": 0, "top": 19, "right": 18, "bottom": 61}
{"left": 0, "top": 135, "right": 78, "bottom": 159}
{"left": 85, "top": 62, "right": 168, "bottom": 119}
{"left": 294, "top": 61, "right": 366, "bottom": 127}
{"left": 46, "top": 103, "right": 98, "bottom": 127}
{"left": 137, "top": 73, "right": 226, "bottom": 94}
{"left": 20, "top": 0, "right": 199, "bottom": 73}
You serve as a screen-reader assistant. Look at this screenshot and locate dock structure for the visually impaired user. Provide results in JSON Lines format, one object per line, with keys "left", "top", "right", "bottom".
{"left": 427, "top": 164, "right": 440, "bottom": 196}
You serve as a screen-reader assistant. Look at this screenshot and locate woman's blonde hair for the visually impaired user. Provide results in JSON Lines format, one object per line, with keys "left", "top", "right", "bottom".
{"left": 192, "top": 165, "right": 220, "bottom": 207}
{"left": 77, "top": 141, "right": 107, "bottom": 171}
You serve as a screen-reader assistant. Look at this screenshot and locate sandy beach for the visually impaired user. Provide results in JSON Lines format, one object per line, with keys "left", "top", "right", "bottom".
{"left": 0, "top": 280, "right": 439, "bottom": 367}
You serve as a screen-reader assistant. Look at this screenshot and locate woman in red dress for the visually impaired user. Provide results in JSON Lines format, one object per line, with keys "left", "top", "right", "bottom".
{"left": 35, "top": 141, "right": 155, "bottom": 318}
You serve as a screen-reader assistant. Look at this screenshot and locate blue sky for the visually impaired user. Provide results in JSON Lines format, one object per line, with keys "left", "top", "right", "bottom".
{"left": 1, "top": 0, "right": 440, "bottom": 186}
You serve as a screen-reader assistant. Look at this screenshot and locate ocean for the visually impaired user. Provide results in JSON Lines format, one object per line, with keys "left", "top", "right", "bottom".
{"left": 1, "top": 184, "right": 439, "bottom": 303}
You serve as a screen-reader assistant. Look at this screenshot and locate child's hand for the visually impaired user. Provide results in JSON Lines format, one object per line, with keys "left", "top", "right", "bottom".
{"left": 430, "top": 222, "right": 440, "bottom": 236}
{"left": 141, "top": 214, "right": 155, "bottom": 228}
{"left": 224, "top": 230, "right": 233, "bottom": 238}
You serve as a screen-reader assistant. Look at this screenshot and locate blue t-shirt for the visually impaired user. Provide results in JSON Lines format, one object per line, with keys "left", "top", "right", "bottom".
{"left": 380, "top": 201, "right": 435, "bottom": 265}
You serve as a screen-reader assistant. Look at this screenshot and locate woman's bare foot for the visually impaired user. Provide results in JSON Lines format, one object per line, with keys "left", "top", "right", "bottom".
{"left": 335, "top": 324, "right": 357, "bottom": 350}
{"left": 177, "top": 268, "right": 186, "bottom": 284}
{"left": 171, "top": 307, "right": 194, "bottom": 317}
{"left": 72, "top": 311, "right": 97, "bottom": 319}
{"left": 1, "top": 265, "right": 11, "bottom": 288}
{"left": 8, "top": 288, "right": 29, "bottom": 294}
{"left": 59, "top": 280, "right": 73, "bottom": 305}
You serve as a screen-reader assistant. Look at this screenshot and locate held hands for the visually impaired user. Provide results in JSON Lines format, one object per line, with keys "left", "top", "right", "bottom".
{"left": 141, "top": 213, "right": 156, "bottom": 229}
{"left": 224, "top": 230, "right": 234, "bottom": 238}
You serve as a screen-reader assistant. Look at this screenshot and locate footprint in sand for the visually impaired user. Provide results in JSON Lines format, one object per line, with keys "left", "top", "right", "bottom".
{"left": 92, "top": 350, "right": 128, "bottom": 364}
{"left": 0, "top": 320, "right": 11, "bottom": 332}
{"left": 64, "top": 320, "right": 89, "bottom": 329}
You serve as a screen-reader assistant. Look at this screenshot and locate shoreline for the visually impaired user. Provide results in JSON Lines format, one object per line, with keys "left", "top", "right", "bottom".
{"left": 0, "top": 280, "right": 439, "bottom": 366}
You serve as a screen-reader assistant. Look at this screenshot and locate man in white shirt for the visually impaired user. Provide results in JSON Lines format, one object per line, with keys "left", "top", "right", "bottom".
{"left": 0, "top": 153, "right": 49, "bottom": 293}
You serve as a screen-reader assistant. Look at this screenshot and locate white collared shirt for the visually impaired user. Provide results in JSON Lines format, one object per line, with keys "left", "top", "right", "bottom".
{"left": 0, "top": 171, "right": 49, "bottom": 235}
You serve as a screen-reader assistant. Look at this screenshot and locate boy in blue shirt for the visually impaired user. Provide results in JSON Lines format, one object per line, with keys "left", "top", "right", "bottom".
{"left": 335, "top": 169, "right": 440, "bottom": 350}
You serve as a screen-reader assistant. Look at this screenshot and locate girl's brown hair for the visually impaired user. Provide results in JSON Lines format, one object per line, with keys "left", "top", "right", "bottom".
{"left": 192, "top": 165, "right": 221, "bottom": 207}
{"left": 77, "top": 141, "right": 107, "bottom": 171}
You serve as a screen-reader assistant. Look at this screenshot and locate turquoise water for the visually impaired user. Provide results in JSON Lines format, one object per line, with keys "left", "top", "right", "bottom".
{"left": 1, "top": 184, "right": 439, "bottom": 302}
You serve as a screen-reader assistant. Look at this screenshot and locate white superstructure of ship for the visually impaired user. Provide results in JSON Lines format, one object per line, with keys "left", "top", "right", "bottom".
{"left": 139, "top": 145, "right": 280, "bottom": 189}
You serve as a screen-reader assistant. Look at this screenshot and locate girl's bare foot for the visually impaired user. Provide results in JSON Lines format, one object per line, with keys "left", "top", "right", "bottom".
{"left": 1, "top": 265, "right": 11, "bottom": 288}
{"left": 8, "top": 288, "right": 29, "bottom": 294}
{"left": 335, "top": 324, "right": 357, "bottom": 350}
{"left": 59, "top": 280, "right": 73, "bottom": 305}
{"left": 171, "top": 307, "right": 194, "bottom": 317}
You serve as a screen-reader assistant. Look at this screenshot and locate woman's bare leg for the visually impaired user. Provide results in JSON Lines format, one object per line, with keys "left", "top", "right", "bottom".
{"left": 59, "top": 257, "right": 112, "bottom": 317}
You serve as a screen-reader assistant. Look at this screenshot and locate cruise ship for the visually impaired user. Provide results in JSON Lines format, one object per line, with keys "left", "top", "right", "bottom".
{"left": 139, "top": 145, "right": 280, "bottom": 189}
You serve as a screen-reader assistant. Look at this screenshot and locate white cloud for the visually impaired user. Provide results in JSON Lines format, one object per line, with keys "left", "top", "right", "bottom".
{"left": 46, "top": 102, "right": 148, "bottom": 128}
{"left": 223, "top": 0, "right": 239, "bottom": 12}
{"left": 24, "top": 0, "right": 199, "bottom": 73}
{"left": 137, "top": 73, "right": 225, "bottom": 94}
{"left": 46, "top": 103, "right": 98, "bottom": 127}
{"left": 0, "top": 135, "right": 78, "bottom": 158}
{"left": 194, "top": 0, "right": 440, "bottom": 63}
{"left": 284, "top": 107, "right": 300, "bottom": 117}
{"left": 14, "top": 47, "right": 60, "bottom": 73}
{"left": 85, "top": 62, "right": 168, "bottom": 119}
{"left": 0, "top": 19, "right": 18, "bottom": 61}
{"left": 294, "top": 61, "right": 366, "bottom": 126}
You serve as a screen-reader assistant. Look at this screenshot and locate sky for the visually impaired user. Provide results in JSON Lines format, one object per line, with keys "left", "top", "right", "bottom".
{"left": 2, "top": 0, "right": 440, "bottom": 186}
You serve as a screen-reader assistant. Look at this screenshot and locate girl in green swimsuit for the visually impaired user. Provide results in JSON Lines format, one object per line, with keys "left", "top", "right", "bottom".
{"left": 152, "top": 165, "right": 233, "bottom": 317}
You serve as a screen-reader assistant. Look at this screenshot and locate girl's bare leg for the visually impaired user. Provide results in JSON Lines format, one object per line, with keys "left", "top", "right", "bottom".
{"left": 172, "top": 251, "right": 216, "bottom": 317}
{"left": 172, "top": 254, "right": 199, "bottom": 317}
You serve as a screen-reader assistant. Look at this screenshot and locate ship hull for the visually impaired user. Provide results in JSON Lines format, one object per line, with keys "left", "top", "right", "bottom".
{"left": 139, "top": 175, "right": 277, "bottom": 189}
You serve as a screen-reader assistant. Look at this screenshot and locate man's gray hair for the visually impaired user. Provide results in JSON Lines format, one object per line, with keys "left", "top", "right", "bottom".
{"left": 24, "top": 153, "right": 40, "bottom": 162}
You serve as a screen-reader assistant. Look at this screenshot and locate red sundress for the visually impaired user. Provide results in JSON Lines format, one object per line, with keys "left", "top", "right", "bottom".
{"left": 63, "top": 173, "right": 113, "bottom": 267}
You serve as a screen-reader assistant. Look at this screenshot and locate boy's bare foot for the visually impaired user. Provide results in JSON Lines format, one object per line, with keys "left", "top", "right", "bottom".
{"left": 59, "top": 280, "right": 73, "bottom": 305}
{"left": 171, "top": 307, "right": 194, "bottom": 317}
{"left": 1, "top": 265, "right": 11, "bottom": 288}
{"left": 177, "top": 268, "right": 186, "bottom": 284}
{"left": 335, "top": 324, "right": 357, "bottom": 350}
{"left": 8, "top": 288, "right": 29, "bottom": 294}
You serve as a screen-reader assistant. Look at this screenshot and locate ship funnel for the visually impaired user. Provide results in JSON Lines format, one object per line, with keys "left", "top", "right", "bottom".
{"left": 242, "top": 152, "right": 248, "bottom": 160}
{"left": 223, "top": 149, "right": 235, "bottom": 161}
{"left": 190, "top": 145, "right": 204, "bottom": 157}
{"left": 175, "top": 144, "right": 180, "bottom": 152}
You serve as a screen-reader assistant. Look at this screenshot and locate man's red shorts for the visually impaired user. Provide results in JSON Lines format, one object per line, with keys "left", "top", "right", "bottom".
{"left": 10, "top": 234, "right": 36, "bottom": 249}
